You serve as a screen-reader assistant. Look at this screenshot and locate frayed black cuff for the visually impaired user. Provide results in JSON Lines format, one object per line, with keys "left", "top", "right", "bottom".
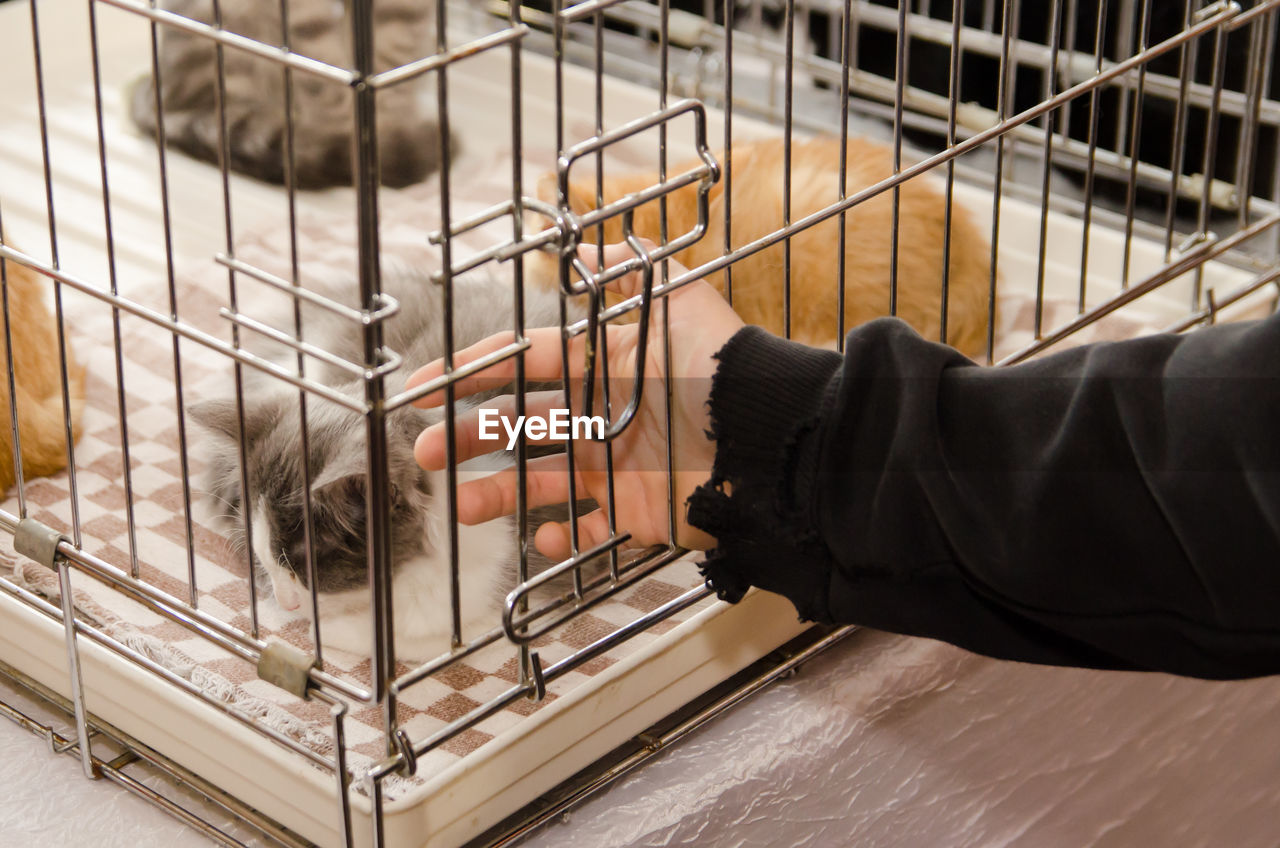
{"left": 686, "top": 326, "right": 843, "bottom": 618}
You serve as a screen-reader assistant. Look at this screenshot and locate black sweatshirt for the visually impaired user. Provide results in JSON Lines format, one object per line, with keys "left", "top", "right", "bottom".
{"left": 687, "top": 313, "right": 1280, "bottom": 680}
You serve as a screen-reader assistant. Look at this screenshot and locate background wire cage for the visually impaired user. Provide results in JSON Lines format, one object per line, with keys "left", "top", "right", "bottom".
{"left": 0, "top": 0, "right": 1277, "bottom": 846}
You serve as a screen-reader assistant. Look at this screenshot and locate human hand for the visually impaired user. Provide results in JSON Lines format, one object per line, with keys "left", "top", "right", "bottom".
{"left": 408, "top": 241, "right": 745, "bottom": 559}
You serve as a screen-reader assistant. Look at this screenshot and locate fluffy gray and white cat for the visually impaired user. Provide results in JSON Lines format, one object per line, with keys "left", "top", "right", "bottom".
{"left": 190, "top": 267, "right": 576, "bottom": 661}
{"left": 131, "top": 0, "right": 446, "bottom": 189}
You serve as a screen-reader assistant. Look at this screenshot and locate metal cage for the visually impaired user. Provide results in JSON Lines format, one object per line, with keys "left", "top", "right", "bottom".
{"left": 0, "top": 0, "right": 1277, "bottom": 845}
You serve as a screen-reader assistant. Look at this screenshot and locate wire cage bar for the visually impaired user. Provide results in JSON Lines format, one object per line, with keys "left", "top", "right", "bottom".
{"left": 0, "top": 0, "right": 1276, "bottom": 845}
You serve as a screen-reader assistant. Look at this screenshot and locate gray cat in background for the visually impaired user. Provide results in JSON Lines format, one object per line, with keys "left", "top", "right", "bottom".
{"left": 131, "top": 0, "right": 446, "bottom": 189}
{"left": 190, "top": 268, "right": 577, "bottom": 661}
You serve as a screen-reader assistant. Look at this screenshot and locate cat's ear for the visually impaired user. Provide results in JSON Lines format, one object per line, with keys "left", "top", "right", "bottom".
{"left": 535, "top": 171, "right": 558, "bottom": 206}
{"left": 310, "top": 466, "right": 403, "bottom": 539}
{"left": 312, "top": 470, "right": 403, "bottom": 505}
{"left": 310, "top": 452, "right": 366, "bottom": 494}
{"left": 565, "top": 179, "right": 597, "bottom": 215}
{"left": 312, "top": 454, "right": 404, "bottom": 503}
{"left": 187, "top": 398, "right": 273, "bottom": 446}
{"left": 310, "top": 471, "right": 367, "bottom": 539}
{"left": 536, "top": 170, "right": 595, "bottom": 215}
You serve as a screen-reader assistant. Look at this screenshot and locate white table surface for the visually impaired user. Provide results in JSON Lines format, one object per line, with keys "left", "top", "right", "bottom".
{"left": 6, "top": 626, "right": 1280, "bottom": 847}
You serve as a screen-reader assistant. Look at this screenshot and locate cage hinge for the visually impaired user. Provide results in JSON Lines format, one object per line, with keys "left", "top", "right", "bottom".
{"left": 393, "top": 728, "right": 418, "bottom": 777}
{"left": 526, "top": 651, "right": 546, "bottom": 702}
{"left": 257, "top": 639, "right": 318, "bottom": 700}
{"left": 14, "top": 517, "right": 70, "bottom": 570}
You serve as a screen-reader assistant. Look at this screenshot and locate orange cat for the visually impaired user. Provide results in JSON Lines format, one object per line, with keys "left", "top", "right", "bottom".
{"left": 0, "top": 241, "right": 86, "bottom": 491}
{"left": 535, "top": 137, "right": 993, "bottom": 357}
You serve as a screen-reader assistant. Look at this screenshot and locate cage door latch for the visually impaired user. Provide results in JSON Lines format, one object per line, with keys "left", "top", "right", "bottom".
{"left": 257, "top": 639, "right": 318, "bottom": 699}
{"left": 14, "top": 517, "right": 69, "bottom": 570}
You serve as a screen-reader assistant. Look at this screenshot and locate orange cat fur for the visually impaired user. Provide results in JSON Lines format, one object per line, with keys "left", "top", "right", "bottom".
{"left": 0, "top": 243, "right": 86, "bottom": 491}
{"left": 535, "top": 137, "right": 993, "bottom": 357}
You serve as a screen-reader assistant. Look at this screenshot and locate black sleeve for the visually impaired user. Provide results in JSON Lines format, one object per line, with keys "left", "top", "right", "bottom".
{"left": 687, "top": 314, "right": 1280, "bottom": 679}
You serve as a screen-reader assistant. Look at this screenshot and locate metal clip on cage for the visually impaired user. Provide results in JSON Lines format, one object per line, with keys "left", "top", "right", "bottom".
{"left": 551, "top": 98, "right": 720, "bottom": 439}
{"left": 15, "top": 518, "right": 96, "bottom": 779}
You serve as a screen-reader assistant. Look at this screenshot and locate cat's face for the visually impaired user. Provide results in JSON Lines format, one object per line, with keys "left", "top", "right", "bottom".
{"left": 189, "top": 393, "right": 434, "bottom": 614}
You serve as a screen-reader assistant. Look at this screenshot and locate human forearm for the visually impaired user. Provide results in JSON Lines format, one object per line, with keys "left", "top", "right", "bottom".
{"left": 691, "top": 315, "right": 1280, "bottom": 679}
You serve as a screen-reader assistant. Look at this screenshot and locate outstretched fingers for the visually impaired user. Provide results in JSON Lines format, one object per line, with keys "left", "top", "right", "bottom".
{"left": 533, "top": 508, "right": 616, "bottom": 562}
{"left": 415, "top": 390, "right": 575, "bottom": 469}
{"left": 406, "top": 326, "right": 571, "bottom": 409}
{"left": 448, "top": 454, "right": 629, "bottom": 562}
{"left": 451, "top": 453, "right": 576, "bottom": 526}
